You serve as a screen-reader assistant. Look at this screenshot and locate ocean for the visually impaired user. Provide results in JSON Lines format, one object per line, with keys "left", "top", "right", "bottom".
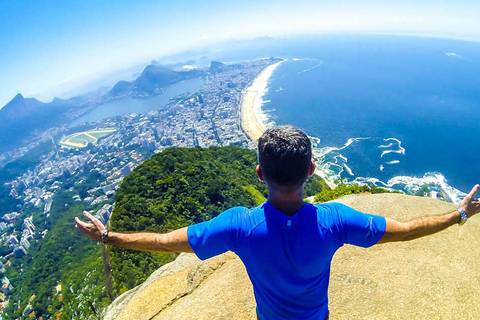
{"left": 228, "top": 35, "right": 480, "bottom": 203}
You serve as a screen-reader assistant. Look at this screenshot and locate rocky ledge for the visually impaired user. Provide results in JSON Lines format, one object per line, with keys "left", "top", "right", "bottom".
{"left": 104, "top": 193, "right": 480, "bottom": 319}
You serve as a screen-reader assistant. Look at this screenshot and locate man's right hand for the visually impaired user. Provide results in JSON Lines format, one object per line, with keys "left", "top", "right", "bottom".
{"left": 75, "top": 211, "right": 107, "bottom": 243}
{"left": 459, "top": 184, "right": 480, "bottom": 217}
{"left": 75, "top": 211, "right": 193, "bottom": 253}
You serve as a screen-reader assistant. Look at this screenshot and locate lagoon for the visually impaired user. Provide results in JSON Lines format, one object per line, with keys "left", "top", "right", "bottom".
{"left": 70, "top": 78, "right": 204, "bottom": 126}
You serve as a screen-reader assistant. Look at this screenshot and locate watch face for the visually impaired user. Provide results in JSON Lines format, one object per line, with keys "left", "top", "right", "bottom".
{"left": 458, "top": 209, "right": 468, "bottom": 226}
{"left": 101, "top": 231, "right": 108, "bottom": 243}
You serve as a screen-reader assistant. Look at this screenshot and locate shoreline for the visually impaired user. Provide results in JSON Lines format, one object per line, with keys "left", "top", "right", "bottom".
{"left": 240, "top": 60, "right": 285, "bottom": 142}
{"left": 239, "top": 59, "right": 337, "bottom": 190}
{"left": 238, "top": 59, "right": 466, "bottom": 199}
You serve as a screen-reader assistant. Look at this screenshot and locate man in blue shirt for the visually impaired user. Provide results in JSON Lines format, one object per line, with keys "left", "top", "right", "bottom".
{"left": 76, "top": 125, "right": 480, "bottom": 319}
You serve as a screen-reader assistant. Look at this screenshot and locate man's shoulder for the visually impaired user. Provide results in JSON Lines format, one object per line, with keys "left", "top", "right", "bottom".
{"left": 312, "top": 202, "right": 354, "bottom": 227}
{"left": 313, "top": 201, "right": 350, "bottom": 212}
{"left": 222, "top": 206, "right": 250, "bottom": 215}
{"left": 223, "top": 203, "right": 267, "bottom": 234}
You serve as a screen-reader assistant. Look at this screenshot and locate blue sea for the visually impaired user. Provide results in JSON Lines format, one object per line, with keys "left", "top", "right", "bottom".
{"left": 214, "top": 35, "right": 480, "bottom": 203}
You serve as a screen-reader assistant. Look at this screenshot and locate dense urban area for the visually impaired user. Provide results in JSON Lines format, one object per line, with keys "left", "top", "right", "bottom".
{"left": 0, "top": 58, "right": 277, "bottom": 319}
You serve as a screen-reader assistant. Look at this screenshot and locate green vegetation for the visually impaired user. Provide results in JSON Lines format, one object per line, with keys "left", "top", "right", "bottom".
{"left": 109, "top": 146, "right": 326, "bottom": 294}
{"left": 3, "top": 146, "right": 327, "bottom": 318}
{"left": 3, "top": 191, "right": 111, "bottom": 320}
{"left": 314, "top": 182, "right": 401, "bottom": 203}
{"left": 2, "top": 157, "right": 116, "bottom": 319}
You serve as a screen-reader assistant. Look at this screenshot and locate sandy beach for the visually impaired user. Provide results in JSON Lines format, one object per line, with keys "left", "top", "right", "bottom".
{"left": 241, "top": 60, "right": 284, "bottom": 141}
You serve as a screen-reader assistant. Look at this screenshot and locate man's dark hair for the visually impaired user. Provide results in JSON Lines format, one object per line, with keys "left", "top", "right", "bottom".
{"left": 257, "top": 125, "right": 312, "bottom": 187}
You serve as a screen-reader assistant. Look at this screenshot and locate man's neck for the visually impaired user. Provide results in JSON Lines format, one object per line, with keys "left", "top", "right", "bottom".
{"left": 267, "top": 184, "right": 305, "bottom": 216}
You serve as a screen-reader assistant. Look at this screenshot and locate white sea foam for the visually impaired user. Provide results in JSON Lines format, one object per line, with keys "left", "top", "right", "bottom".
{"left": 380, "top": 138, "right": 405, "bottom": 158}
{"left": 292, "top": 58, "right": 317, "bottom": 61}
{"left": 385, "top": 160, "right": 400, "bottom": 165}
{"left": 378, "top": 142, "right": 393, "bottom": 148}
{"left": 312, "top": 137, "right": 370, "bottom": 187}
{"left": 310, "top": 135, "right": 466, "bottom": 204}
{"left": 384, "top": 137, "right": 404, "bottom": 148}
{"left": 353, "top": 173, "right": 467, "bottom": 205}
{"left": 445, "top": 52, "right": 463, "bottom": 59}
{"left": 313, "top": 137, "right": 369, "bottom": 160}
{"left": 297, "top": 61, "right": 324, "bottom": 74}
{"left": 343, "top": 163, "right": 355, "bottom": 176}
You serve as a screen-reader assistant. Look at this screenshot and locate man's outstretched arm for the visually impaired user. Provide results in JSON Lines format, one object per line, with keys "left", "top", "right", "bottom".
{"left": 75, "top": 211, "right": 193, "bottom": 253}
{"left": 378, "top": 184, "right": 480, "bottom": 244}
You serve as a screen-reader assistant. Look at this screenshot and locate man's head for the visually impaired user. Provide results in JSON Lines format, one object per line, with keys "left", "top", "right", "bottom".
{"left": 257, "top": 125, "right": 314, "bottom": 189}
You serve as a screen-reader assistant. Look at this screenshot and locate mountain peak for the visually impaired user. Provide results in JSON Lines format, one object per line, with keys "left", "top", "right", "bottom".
{"left": 0, "top": 93, "right": 44, "bottom": 120}
{"left": 13, "top": 93, "right": 24, "bottom": 100}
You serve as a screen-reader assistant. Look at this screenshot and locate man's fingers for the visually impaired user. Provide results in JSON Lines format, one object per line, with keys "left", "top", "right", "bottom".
{"left": 75, "top": 217, "right": 90, "bottom": 234}
{"left": 75, "top": 216, "right": 85, "bottom": 228}
{"left": 467, "top": 184, "right": 480, "bottom": 200}
{"left": 84, "top": 211, "right": 104, "bottom": 230}
{"left": 84, "top": 210, "right": 95, "bottom": 220}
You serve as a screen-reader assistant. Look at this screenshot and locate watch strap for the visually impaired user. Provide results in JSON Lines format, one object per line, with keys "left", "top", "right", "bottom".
{"left": 101, "top": 230, "right": 109, "bottom": 244}
{"left": 457, "top": 208, "right": 468, "bottom": 226}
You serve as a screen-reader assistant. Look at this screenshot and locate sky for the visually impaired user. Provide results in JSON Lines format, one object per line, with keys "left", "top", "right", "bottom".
{"left": 1, "top": 0, "right": 479, "bottom": 107}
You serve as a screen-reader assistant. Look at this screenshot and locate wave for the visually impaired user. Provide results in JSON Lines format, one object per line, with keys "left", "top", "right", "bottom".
{"left": 385, "top": 160, "right": 400, "bottom": 165}
{"left": 343, "top": 163, "right": 355, "bottom": 176}
{"left": 297, "top": 61, "right": 324, "bottom": 74}
{"left": 291, "top": 58, "right": 317, "bottom": 61}
{"left": 312, "top": 137, "right": 370, "bottom": 186}
{"left": 352, "top": 173, "right": 466, "bottom": 205}
{"left": 378, "top": 142, "right": 393, "bottom": 148}
{"left": 310, "top": 136, "right": 465, "bottom": 204}
{"left": 379, "top": 138, "right": 405, "bottom": 158}
{"left": 445, "top": 52, "right": 462, "bottom": 59}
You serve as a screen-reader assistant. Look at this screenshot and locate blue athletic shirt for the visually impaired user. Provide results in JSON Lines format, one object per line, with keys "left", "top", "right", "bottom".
{"left": 187, "top": 201, "right": 386, "bottom": 320}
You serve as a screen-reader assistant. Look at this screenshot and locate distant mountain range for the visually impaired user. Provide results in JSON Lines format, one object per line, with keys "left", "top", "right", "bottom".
{"left": 107, "top": 65, "right": 203, "bottom": 97}
{"left": 0, "top": 62, "right": 210, "bottom": 153}
{"left": 0, "top": 94, "right": 77, "bottom": 152}
{"left": 0, "top": 94, "right": 75, "bottom": 121}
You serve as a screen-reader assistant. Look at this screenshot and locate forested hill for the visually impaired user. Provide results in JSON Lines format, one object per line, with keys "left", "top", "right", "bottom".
{"left": 108, "top": 146, "right": 327, "bottom": 295}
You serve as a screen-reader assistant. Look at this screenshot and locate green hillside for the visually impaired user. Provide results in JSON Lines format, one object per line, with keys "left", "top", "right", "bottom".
{"left": 108, "top": 146, "right": 326, "bottom": 294}
{"left": 2, "top": 146, "right": 326, "bottom": 319}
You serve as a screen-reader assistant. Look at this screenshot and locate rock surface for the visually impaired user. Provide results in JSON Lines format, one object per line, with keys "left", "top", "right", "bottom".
{"left": 104, "top": 193, "right": 480, "bottom": 319}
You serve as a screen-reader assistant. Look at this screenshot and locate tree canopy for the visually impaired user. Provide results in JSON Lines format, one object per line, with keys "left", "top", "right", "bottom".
{"left": 109, "top": 146, "right": 326, "bottom": 294}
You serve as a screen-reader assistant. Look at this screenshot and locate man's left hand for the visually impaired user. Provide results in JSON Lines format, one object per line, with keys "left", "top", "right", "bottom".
{"left": 460, "top": 184, "right": 480, "bottom": 217}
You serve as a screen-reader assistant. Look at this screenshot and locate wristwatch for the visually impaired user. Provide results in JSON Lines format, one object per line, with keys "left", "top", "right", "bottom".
{"left": 457, "top": 208, "right": 468, "bottom": 226}
{"left": 101, "top": 230, "right": 109, "bottom": 244}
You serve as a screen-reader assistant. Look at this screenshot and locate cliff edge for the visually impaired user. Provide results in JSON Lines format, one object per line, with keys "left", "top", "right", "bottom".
{"left": 104, "top": 193, "right": 480, "bottom": 319}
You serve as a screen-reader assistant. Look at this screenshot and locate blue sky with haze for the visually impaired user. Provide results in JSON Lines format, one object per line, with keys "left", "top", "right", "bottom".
{"left": 1, "top": 0, "right": 479, "bottom": 107}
